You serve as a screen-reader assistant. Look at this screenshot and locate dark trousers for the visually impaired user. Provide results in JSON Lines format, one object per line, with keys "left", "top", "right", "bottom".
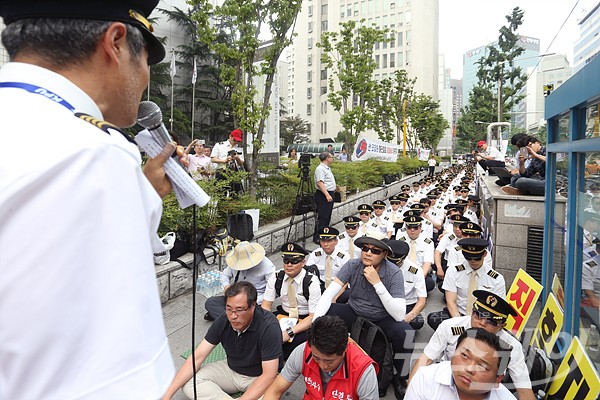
{"left": 406, "top": 303, "right": 424, "bottom": 330}
{"left": 204, "top": 295, "right": 227, "bottom": 320}
{"left": 478, "top": 159, "right": 505, "bottom": 173}
{"left": 327, "top": 303, "right": 414, "bottom": 377}
{"left": 425, "top": 275, "right": 435, "bottom": 292}
{"left": 428, "top": 166, "right": 435, "bottom": 177}
{"left": 274, "top": 306, "right": 308, "bottom": 360}
{"left": 313, "top": 190, "right": 335, "bottom": 242}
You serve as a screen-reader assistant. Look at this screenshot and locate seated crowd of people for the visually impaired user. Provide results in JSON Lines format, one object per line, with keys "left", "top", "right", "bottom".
{"left": 162, "top": 164, "right": 540, "bottom": 400}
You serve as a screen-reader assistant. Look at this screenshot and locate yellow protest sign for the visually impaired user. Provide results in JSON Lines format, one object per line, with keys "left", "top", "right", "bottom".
{"left": 551, "top": 273, "right": 565, "bottom": 309}
{"left": 505, "top": 269, "right": 543, "bottom": 337}
{"left": 530, "top": 293, "right": 564, "bottom": 354}
{"left": 546, "top": 336, "right": 600, "bottom": 400}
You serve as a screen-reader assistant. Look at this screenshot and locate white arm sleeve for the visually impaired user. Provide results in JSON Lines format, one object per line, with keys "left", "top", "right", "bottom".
{"left": 373, "top": 282, "right": 406, "bottom": 321}
{"left": 312, "top": 281, "right": 342, "bottom": 321}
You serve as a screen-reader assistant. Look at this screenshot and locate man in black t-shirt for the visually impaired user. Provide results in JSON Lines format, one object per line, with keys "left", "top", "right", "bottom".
{"left": 163, "top": 282, "right": 283, "bottom": 400}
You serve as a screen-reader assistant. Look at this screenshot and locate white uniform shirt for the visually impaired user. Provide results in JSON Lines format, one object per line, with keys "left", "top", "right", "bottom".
{"left": 442, "top": 263, "right": 506, "bottom": 315}
{"left": 0, "top": 63, "right": 174, "bottom": 399}
{"left": 219, "top": 258, "right": 276, "bottom": 303}
{"left": 464, "top": 209, "right": 479, "bottom": 223}
{"left": 435, "top": 233, "right": 460, "bottom": 259}
{"left": 337, "top": 233, "right": 362, "bottom": 259}
{"left": 583, "top": 254, "right": 600, "bottom": 297}
{"left": 396, "top": 233, "right": 435, "bottom": 269}
{"left": 263, "top": 269, "right": 322, "bottom": 315}
{"left": 400, "top": 260, "right": 427, "bottom": 305}
{"left": 406, "top": 360, "right": 517, "bottom": 399}
{"left": 422, "top": 316, "right": 531, "bottom": 389}
{"left": 211, "top": 140, "right": 244, "bottom": 169}
{"left": 370, "top": 214, "right": 390, "bottom": 235}
{"left": 358, "top": 220, "right": 379, "bottom": 235}
{"left": 306, "top": 248, "right": 349, "bottom": 281}
{"left": 446, "top": 246, "right": 493, "bottom": 271}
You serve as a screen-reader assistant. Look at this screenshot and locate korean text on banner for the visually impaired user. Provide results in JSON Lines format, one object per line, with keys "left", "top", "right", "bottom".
{"left": 353, "top": 136, "right": 400, "bottom": 162}
{"left": 505, "top": 269, "right": 543, "bottom": 337}
{"left": 530, "top": 293, "right": 564, "bottom": 354}
{"left": 552, "top": 273, "right": 565, "bottom": 309}
{"left": 546, "top": 336, "right": 600, "bottom": 400}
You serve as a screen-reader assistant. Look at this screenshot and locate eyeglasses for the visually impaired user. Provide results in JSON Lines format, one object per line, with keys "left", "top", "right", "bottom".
{"left": 465, "top": 255, "right": 483, "bottom": 261}
{"left": 225, "top": 306, "right": 251, "bottom": 316}
{"left": 283, "top": 257, "right": 304, "bottom": 265}
{"left": 345, "top": 225, "right": 358, "bottom": 229}
{"left": 406, "top": 225, "right": 420, "bottom": 230}
{"left": 472, "top": 309, "right": 500, "bottom": 327}
{"left": 361, "top": 245, "right": 384, "bottom": 255}
{"left": 373, "top": 206, "right": 385, "bottom": 210}
{"left": 359, "top": 212, "right": 371, "bottom": 215}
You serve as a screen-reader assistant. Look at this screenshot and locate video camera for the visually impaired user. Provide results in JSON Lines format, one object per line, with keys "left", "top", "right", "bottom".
{"left": 298, "top": 153, "right": 315, "bottom": 168}
{"left": 228, "top": 149, "right": 241, "bottom": 157}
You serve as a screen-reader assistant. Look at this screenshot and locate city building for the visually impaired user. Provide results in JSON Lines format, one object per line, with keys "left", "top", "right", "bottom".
{"left": 521, "top": 54, "right": 572, "bottom": 133}
{"left": 462, "top": 36, "right": 540, "bottom": 107}
{"left": 574, "top": 1, "right": 600, "bottom": 73}
{"left": 287, "top": 0, "right": 439, "bottom": 143}
{"left": 437, "top": 55, "right": 453, "bottom": 156}
{"left": 450, "top": 78, "right": 463, "bottom": 150}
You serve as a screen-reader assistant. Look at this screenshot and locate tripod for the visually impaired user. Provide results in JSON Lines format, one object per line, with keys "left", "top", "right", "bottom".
{"left": 286, "top": 165, "right": 316, "bottom": 247}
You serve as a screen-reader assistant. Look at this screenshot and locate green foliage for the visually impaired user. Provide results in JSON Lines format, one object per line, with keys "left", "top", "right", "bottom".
{"left": 377, "top": 70, "right": 417, "bottom": 146}
{"left": 280, "top": 115, "right": 311, "bottom": 146}
{"left": 406, "top": 94, "right": 449, "bottom": 150}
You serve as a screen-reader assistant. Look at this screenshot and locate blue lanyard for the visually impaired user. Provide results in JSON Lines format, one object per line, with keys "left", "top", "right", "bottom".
{"left": 0, "top": 82, "right": 75, "bottom": 112}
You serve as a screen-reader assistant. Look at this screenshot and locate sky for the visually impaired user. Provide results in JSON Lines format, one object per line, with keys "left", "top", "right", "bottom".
{"left": 440, "top": 0, "right": 599, "bottom": 79}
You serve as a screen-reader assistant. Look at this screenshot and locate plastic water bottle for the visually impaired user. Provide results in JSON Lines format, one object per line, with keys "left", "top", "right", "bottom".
{"left": 588, "top": 325, "right": 600, "bottom": 363}
{"left": 196, "top": 274, "right": 205, "bottom": 295}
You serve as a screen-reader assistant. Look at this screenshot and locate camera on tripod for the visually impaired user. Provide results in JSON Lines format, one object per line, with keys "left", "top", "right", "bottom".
{"left": 298, "top": 153, "right": 315, "bottom": 168}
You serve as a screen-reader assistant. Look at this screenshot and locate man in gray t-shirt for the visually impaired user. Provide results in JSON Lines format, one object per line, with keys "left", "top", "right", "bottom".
{"left": 312, "top": 231, "right": 414, "bottom": 397}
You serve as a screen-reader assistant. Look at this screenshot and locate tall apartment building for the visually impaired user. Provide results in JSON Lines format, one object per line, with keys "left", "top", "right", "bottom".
{"left": 574, "top": 1, "right": 600, "bottom": 73}
{"left": 287, "top": 0, "right": 439, "bottom": 143}
{"left": 437, "top": 55, "right": 453, "bottom": 156}
{"left": 462, "top": 36, "right": 540, "bottom": 107}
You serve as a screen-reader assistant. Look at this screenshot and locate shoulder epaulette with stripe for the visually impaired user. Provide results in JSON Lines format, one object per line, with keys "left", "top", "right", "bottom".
{"left": 587, "top": 260, "right": 598, "bottom": 267}
{"left": 408, "top": 266, "right": 418, "bottom": 274}
{"left": 425, "top": 220, "right": 432, "bottom": 225}
{"left": 399, "top": 237, "right": 407, "bottom": 242}
{"left": 454, "top": 245, "right": 461, "bottom": 251}
{"left": 448, "top": 234, "right": 455, "bottom": 240}
{"left": 451, "top": 326, "right": 466, "bottom": 336}
{"left": 338, "top": 233, "right": 346, "bottom": 239}
{"left": 400, "top": 228, "right": 406, "bottom": 232}
{"left": 588, "top": 251, "right": 597, "bottom": 258}
{"left": 424, "top": 238, "right": 432, "bottom": 244}
{"left": 384, "top": 216, "right": 389, "bottom": 220}
{"left": 455, "top": 264, "right": 465, "bottom": 271}
{"left": 315, "top": 251, "right": 322, "bottom": 257}
{"left": 487, "top": 270, "right": 499, "bottom": 279}
{"left": 337, "top": 252, "right": 346, "bottom": 259}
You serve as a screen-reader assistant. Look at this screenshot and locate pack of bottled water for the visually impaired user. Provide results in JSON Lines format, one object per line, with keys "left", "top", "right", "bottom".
{"left": 196, "top": 269, "right": 222, "bottom": 298}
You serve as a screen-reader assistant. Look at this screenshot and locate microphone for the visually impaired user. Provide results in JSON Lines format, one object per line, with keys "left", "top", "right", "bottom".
{"left": 137, "top": 101, "right": 173, "bottom": 147}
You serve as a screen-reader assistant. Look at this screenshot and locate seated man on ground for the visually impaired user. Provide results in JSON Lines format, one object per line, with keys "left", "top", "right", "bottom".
{"left": 475, "top": 140, "right": 505, "bottom": 174}
{"left": 406, "top": 327, "right": 515, "bottom": 400}
{"left": 307, "top": 227, "right": 350, "bottom": 291}
{"left": 337, "top": 216, "right": 362, "bottom": 259}
{"left": 502, "top": 136, "right": 546, "bottom": 196}
{"left": 410, "top": 291, "right": 534, "bottom": 400}
{"left": 264, "top": 315, "right": 379, "bottom": 400}
{"left": 384, "top": 239, "right": 427, "bottom": 330}
{"left": 312, "top": 231, "right": 414, "bottom": 399}
{"left": 163, "top": 282, "right": 282, "bottom": 400}
{"left": 204, "top": 241, "right": 275, "bottom": 321}
{"left": 262, "top": 243, "right": 322, "bottom": 360}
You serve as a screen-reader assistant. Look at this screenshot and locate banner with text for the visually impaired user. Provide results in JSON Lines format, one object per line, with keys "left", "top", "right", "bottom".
{"left": 505, "top": 268, "right": 544, "bottom": 337}
{"left": 530, "top": 293, "right": 564, "bottom": 354}
{"left": 417, "top": 148, "right": 431, "bottom": 161}
{"left": 353, "top": 136, "right": 400, "bottom": 162}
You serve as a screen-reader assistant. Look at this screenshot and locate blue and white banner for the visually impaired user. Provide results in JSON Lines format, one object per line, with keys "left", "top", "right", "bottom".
{"left": 417, "top": 148, "right": 431, "bottom": 161}
{"left": 353, "top": 136, "right": 400, "bottom": 162}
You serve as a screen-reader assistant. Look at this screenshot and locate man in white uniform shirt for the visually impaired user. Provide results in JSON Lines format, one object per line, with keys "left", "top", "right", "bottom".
{"left": 410, "top": 291, "right": 534, "bottom": 400}
{"left": 371, "top": 199, "right": 390, "bottom": 235}
{"left": 434, "top": 215, "right": 469, "bottom": 283}
{"left": 475, "top": 140, "right": 505, "bottom": 173}
{"left": 0, "top": 2, "right": 176, "bottom": 398}
{"left": 386, "top": 195, "right": 407, "bottom": 238}
{"left": 357, "top": 203, "right": 378, "bottom": 234}
{"left": 307, "top": 227, "right": 350, "bottom": 289}
{"left": 262, "top": 242, "right": 322, "bottom": 359}
{"left": 337, "top": 216, "right": 362, "bottom": 259}
{"left": 397, "top": 215, "right": 435, "bottom": 293}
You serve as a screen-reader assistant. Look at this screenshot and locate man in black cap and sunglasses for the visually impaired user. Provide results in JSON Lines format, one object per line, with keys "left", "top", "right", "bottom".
{"left": 410, "top": 290, "right": 534, "bottom": 400}
{"left": 313, "top": 231, "right": 414, "bottom": 396}
{"left": 428, "top": 238, "right": 506, "bottom": 331}
{"left": 338, "top": 216, "right": 362, "bottom": 259}
{"left": 0, "top": 1, "right": 178, "bottom": 398}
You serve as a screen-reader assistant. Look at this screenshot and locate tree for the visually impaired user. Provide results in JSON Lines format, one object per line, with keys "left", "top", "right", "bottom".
{"left": 407, "top": 94, "right": 449, "bottom": 150}
{"left": 477, "top": 7, "right": 527, "bottom": 130}
{"left": 456, "top": 83, "right": 496, "bottom": 152}
{"left": 376, "top": 70, "right": 416, "bottom": 147}
{"left": 191, "top": 0, "right": 303, "bottom": 199}
{"left": 318, "top": 19, "right": 389, "bottom": 152}
{"left": 280, "top": 115, "right": 310, "bottom": 146}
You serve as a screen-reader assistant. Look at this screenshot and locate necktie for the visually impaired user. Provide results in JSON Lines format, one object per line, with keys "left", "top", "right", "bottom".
{"left": 409, "top": 240, "right": 417, "bottom": 263}
{"left": 325, "top": 255, "right": 333, "bottom": 288}
{"left": 287, "top": 277, "right": 299, "bottom": 318}
{"left": 466, "top": 270, "right": 478, "bottom": 314}
{"left": 349, "top": 237, "right": 355, "bottom": 258}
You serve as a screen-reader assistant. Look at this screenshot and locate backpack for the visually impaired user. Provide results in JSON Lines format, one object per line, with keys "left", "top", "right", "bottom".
{"left": 274, "top": 265, "right": 323, "bottom": 300}
{"left": 227, "top": 212, "right": 254, "bottom": 242}
{"left": 503, "top": 344, "right": 556, "bottom": 396}
{"left": 350, "top": 317, "right": 394, "bottom": 396}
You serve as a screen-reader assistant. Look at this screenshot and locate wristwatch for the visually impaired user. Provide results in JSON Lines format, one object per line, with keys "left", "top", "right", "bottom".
{"left": 286, "top": 327, "right": 295, "bottom": 338}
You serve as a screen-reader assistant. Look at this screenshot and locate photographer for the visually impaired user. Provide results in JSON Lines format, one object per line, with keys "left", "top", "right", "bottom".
{"left": 313, "top": 152, "right": 337, "bottom": 244}
{"left": 211, "top": 129, "right": 245, "bottom": 174}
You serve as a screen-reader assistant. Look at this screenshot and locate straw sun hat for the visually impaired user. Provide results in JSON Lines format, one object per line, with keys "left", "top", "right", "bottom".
{"left": 225, "top": 241, "right": 266, "bottom": 271}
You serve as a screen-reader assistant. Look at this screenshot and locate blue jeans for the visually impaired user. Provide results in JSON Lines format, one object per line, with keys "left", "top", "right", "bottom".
{"left": 514, "top": 175, "right": 545, "bottom": 196}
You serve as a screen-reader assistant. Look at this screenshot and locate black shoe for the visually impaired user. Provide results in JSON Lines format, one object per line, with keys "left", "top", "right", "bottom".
{"left": 392, "top": 374, "right": 408, "bottom": 400}
{"left": 204, "top": 312, "right": 214, "bottom": 321}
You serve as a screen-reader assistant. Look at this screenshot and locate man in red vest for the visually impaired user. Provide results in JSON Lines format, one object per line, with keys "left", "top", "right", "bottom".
{"left": 264, "top": 315, "right": 379, "bottom": 400}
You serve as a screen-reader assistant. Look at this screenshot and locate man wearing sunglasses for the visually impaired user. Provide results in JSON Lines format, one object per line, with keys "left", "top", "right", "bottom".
{"left": 397, "top": 215, "right": 436, "bottom": 293}
{"left": 262, "top": 242, "right": 322, "bottom": 360}
{"left": 386, "top": 195, "right": 407, "bottom": 239}
{"left": 338, "top": 216, "right": 363, "bottom": 259}
{"left": 445, "top": 222, "right": 493, "bottom": 270}
{"left": 428, "top": 238, "right": 506, "bottom": 331}
{"left": 357, "top": 203, "right": 378, "bottom": 234}
{"left": 371, "top": 199, "right": 390, "bottom": 235}
{"left": 434, "top": 215, "right": 469, "bottom": 282}
{"left": 313, "top": 231, "right": 414, "bottom": 396}
{"left": 410, "top": 291, "right": 534, "bottom": 400}
{"left": 307, "top": 227, "right": 349, "bottom": 293}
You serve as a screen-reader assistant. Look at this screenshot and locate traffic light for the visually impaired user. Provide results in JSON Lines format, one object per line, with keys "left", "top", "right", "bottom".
{"left": 543, "top": 84, "right": 555, "bottom": 97}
